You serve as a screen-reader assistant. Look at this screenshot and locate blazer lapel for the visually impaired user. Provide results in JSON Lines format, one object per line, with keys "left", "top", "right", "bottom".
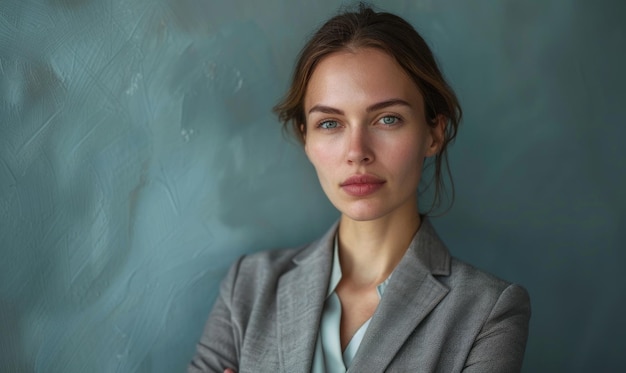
{"left": 276, "top": 222, "right": 338, "bottom": 372}
{"left": 348, "top": 219, "right": 452, "bottom": 372}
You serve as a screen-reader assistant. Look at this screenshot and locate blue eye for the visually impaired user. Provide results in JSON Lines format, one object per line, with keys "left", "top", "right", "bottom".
{"left": 319, "top": 120, "right": 339, "bottom": 129}
{"left": 380, "top": 116, "right": 399, "bottom": 125}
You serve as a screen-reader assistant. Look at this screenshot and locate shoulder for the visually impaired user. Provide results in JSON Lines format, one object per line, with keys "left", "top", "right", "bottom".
{"left": 444, "top": 256, "right": 531, "bottom": 315}
{"left": 234, "top": 245, "right": 304, "bottom": 281}
{"left": 448, "top": 257, "right": 512, "bottom": 290}
{"left": 220, "top": 242, "right": 315, "bottom": 302}
{"left": 225, "top": 244, "right": 305, "bottom": 285}
{"left": 413, "top": 218, "right": 530, "bottom": 308}
{"left": 227, "top": 222, "right": 337, "bottom": 286}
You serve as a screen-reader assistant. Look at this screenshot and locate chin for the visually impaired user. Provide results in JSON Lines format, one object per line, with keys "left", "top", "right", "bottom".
{"left": 341, "top": 213, "right": 377, "bottom": 222}
{"left": 336, "top": 201, "right": 391, "bottom": 222}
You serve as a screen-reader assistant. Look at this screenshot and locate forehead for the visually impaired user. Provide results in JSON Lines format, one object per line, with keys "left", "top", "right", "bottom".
{"left": 304, "top": 47, "right": 424, "bottom": 111}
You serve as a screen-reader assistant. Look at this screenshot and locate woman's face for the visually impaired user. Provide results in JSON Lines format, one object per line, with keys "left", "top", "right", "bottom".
{"left": 303, "top": 47, "right": 444, "bottom": 222}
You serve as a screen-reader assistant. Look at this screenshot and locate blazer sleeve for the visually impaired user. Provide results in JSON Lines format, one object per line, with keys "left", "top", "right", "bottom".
{"left": 188, "top": 257, "right": 243, "bottom": 373}
{"left": 462, "top": 283, "right": 531, "bottom": 373}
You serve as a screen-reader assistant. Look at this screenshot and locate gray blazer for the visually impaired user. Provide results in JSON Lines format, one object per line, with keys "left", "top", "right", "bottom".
{"left": 189, "top": 220, "right": 531, "bottom": 372}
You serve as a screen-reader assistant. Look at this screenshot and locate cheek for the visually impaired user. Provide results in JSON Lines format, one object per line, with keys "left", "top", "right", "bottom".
{"left": 305, "top": 142, "right": 336, "bottom": 176}
{"left": 386, "top": 138, "right": 425, "bottom": 179}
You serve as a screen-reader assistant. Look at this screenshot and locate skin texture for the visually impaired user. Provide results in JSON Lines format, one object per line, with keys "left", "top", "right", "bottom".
{"left": 303, "top": 47, "right": 445, "bottom": 349}
{"left": 303, "top": 47, "right": 440, "bottom": 224}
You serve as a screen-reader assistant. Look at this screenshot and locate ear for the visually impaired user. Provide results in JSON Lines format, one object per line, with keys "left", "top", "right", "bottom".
{"left": 300, "top": 123, "right": 308, "bottom": 153}
{"left": 425, "top": 115, "right": 446, "bottom": 157}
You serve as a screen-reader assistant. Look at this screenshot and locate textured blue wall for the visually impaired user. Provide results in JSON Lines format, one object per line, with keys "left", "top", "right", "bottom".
{"left": 1, "top": 0, "right": 624, "bottom": 372}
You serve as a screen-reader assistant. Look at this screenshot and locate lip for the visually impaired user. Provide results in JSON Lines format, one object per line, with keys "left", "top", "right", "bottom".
{"left": 340, "top": 174, "right": 386, "bottom": 197}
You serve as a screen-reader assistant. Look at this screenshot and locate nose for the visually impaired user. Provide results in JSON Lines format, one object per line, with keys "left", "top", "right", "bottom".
{"left": 346, "top": 127, "right": 374, "bottom": 165}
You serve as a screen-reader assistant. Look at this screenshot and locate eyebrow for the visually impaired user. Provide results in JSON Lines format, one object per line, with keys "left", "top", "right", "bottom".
{"left": 308, "top": 98, "right": 414, "bottom": 115}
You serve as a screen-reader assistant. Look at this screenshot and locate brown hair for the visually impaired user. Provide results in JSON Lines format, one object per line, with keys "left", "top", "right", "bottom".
{"left": 273, "top": 3, "right": 462, "bottom": 214}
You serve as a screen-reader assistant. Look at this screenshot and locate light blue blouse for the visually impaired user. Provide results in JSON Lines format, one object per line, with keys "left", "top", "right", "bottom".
{"left": 311, "top": 236, "right": 391, "bottom": 373}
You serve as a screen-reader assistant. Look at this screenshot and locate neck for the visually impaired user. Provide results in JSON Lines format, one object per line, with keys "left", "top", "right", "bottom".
{"left": 337, "top": 204, "right": 422, "bottom": 287}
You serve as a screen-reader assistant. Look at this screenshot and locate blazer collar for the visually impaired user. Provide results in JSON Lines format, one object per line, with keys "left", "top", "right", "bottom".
{"left": 275, "top": 218, "right": 451, "bottom": 372}
{"left": 290, "top": 218, "right": 449, "bottom": 274}
{"left": 276, "top": 221, "right": 338, "bottom": 372}
{"left": 348, "top": 218, "right": 451, "bottom": 372}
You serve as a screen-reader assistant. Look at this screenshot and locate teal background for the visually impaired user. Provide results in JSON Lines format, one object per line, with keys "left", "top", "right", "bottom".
{"left": 1, "top": 0, "right": 624, "bottom": 372}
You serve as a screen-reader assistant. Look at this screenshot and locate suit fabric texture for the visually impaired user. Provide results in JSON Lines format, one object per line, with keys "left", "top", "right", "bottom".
{"left": 189, "top": 219, "right": 531, "bottom": 372}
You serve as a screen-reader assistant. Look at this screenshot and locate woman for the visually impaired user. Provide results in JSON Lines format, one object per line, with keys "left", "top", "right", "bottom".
{"left": 189, "top": 5, "right": 530, "bottom": 373}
